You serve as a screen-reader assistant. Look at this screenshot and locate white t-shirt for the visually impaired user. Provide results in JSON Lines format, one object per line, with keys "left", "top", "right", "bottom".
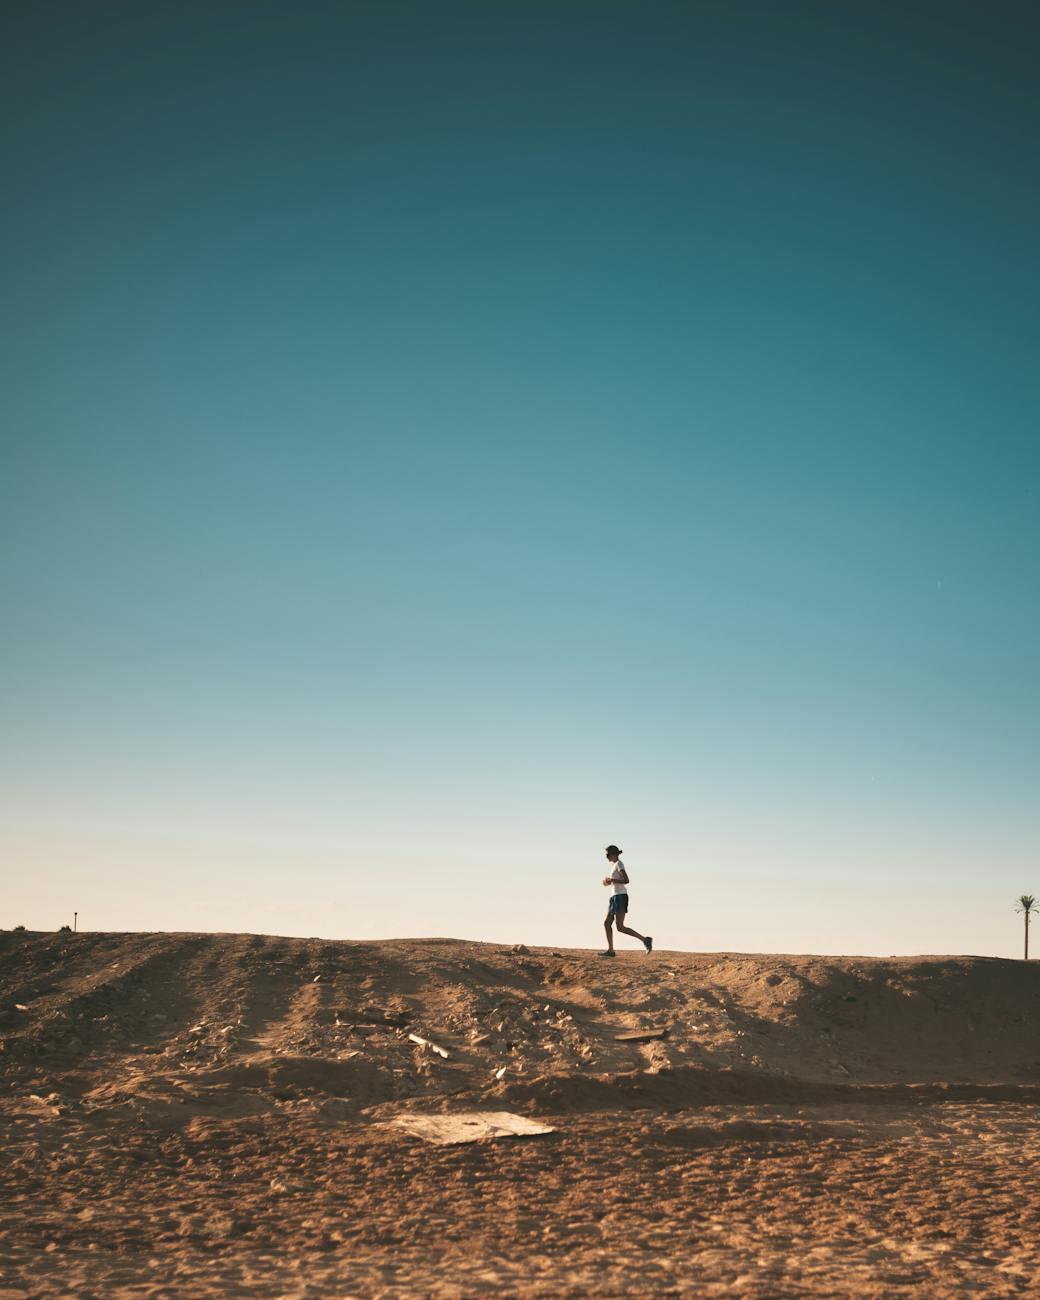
{"left": 610, "top": 861, "right": 628, "bottom": 895}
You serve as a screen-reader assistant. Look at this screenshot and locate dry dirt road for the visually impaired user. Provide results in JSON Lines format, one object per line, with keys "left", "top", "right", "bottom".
{"left": 2, "top": 930, "right": 1039, "bottom": 1296}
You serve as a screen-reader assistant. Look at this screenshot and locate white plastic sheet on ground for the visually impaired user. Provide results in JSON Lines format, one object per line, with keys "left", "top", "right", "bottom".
{"left": 390, "top": 1110, "right": 555, "bottom": 1145}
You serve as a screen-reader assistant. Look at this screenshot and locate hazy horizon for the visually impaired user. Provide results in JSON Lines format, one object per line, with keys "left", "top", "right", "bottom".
{"left": 3, "top": 2, "right": 1038, "bottom": 958}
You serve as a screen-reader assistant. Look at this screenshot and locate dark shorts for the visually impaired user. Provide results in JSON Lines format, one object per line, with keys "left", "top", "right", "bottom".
{"left": 608, "top": 893, "right": 629, "bottom": 916}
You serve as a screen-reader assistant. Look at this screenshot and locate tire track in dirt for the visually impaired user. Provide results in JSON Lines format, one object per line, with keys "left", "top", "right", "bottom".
{"left": 0, "top": 934, "right": 213, "bottom": 1072}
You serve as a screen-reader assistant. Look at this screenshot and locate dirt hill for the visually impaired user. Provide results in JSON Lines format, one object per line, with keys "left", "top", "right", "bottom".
{"left": 3, "top": 931, "right": 1039, "bottom": 1116}
{"left": 4, "top": 931, "right": 1040, "bottom": 1297}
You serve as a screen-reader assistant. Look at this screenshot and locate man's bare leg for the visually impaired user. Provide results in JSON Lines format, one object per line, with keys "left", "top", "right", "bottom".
{"left": 615, "top": 918, "right": 645, "bottom": 944}
{"left": 602, "top": 915, "right": 615, "bottom": 953}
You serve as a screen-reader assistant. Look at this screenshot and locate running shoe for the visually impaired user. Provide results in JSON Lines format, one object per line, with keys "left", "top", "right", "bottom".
{"left": 643, "top": 936, "right": 653, "bottom": 953}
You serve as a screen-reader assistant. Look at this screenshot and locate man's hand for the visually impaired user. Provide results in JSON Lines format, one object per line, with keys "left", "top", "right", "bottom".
{"left": 602, "top": 877, "right": 612, "bottom": 887}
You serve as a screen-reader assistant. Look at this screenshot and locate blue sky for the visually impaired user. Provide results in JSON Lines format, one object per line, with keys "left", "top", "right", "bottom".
{"left": 2, "top": 2, "right": 1037, "bottom": 954}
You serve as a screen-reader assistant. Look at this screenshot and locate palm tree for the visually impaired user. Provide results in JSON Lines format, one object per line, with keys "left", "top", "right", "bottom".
{"left": 1015, "top": 895, "right": 1037, "bottom": 961}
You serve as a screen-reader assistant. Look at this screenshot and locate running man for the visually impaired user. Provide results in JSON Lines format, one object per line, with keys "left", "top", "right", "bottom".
{"left": 600, "top": 845, "right": 653, "bottom": 956}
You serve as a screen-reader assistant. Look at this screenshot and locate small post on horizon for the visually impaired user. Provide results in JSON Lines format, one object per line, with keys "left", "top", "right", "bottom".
{"left": 74, "top": 911, "right": 77, "bottom": 934}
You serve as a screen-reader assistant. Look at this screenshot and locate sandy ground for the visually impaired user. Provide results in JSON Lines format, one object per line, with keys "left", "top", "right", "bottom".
{"left": 2, "top": 930, "right": 1040, "bottom": 1296}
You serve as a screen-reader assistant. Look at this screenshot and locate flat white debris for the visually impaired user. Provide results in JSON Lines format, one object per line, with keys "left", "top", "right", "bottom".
{"left": 614, "top": 1028, "right": 670, "bottom": 1043}
{"left": 408, "top": 1032, "right": 450, "bottom": 1059}
{"left": 391, "top": 1111, "right": 555, "bottom": 1146}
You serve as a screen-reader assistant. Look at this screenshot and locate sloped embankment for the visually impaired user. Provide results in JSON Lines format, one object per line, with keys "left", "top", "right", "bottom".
{"left": 2, "top": 930, "right": 1039, "bottom": 1118}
